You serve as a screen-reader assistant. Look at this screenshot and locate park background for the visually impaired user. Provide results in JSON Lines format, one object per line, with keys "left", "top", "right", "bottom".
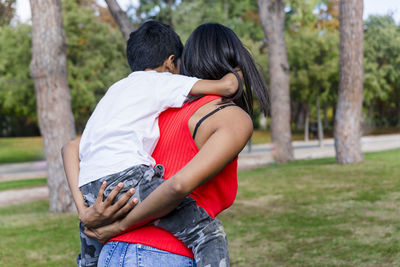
{"left": 0, "top": 0, "right": 400, "bottom": 266}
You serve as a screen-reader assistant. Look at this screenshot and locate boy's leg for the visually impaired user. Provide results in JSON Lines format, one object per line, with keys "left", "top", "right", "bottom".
{"left": 154, "top": 198, "right": 229, "bottom": 267}
{"left": 137, "top": 166, "right": 229, "bottom": 267}
{"left": 78, "top": 179, "right": 107, "bottom": 267}
{"left": 77, "top": 165, "right": 152, "bottom": 267}
{"left": 77, "top": 222, "right": 103, "bottom": 267}
{"left": 101, "top": 165, "right": 153, "bottom": 203}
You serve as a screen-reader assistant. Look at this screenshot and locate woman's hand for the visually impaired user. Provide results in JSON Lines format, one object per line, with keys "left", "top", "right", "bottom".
{"left": 83, "top": 220, "right": 124, "bottom": 243}
{"left": 79, "top": 181, "right": 139, "bottom": 228}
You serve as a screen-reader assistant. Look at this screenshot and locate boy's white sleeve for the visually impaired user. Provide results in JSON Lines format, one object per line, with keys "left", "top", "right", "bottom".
{"left": 159, "top": 73, "right": 200, "bottom": 108}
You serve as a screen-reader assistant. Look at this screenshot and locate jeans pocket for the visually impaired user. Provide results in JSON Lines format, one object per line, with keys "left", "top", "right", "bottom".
{"left": 99, "top": 241, "right": 119, "bottom": 267}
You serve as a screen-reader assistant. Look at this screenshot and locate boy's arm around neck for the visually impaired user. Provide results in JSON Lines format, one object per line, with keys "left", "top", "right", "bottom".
{"left": 190, "top": 71, "right": 242, "bottom": 96}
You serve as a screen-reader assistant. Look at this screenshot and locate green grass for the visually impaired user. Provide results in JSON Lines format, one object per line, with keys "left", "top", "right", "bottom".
{"left": 0, "top": 178, "right": 47, "bottom": 191}
{"left": 0, "top": 149, "right": 399, "bottom": 266}
{"left": 0, "top": 201, "right": 79, "bottom": 267}
{"left": 0, "top": 137, "right": 44, "bottom": 163}
{"left": 220, "top": 149, "right": 400, "bottom": 266}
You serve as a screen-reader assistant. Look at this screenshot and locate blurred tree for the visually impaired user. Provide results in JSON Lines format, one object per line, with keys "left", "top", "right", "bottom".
{"left": 30, "top": 0, "right": 76, "bottom": 212}
{"left": 286, "top": 0, "right": 339, "bottom": 139}
{"left": 0, "top": 0, "right": 129, "bottom": 134}
{"left": 334, "top": 0, "right": 364, "bottom": 164}
{"left": 0, "top": 0, "right": 15, "bottom": 26}
{"left": 364, "top": 15, "right": 400, "bottom": 127}
{"left": 287, "top": 26, "right": 339, "bottom": 142}
{"left": 317, "top": 0, "right": 339, "bottom": 29}
{"left": 63, "top": 0, "right": 130, "bottom": 132}
{"left": 105, "top": 0, "right": 135, "bottom": 39}
{"left": 138, "top": 0, "right": 177, "bottom": 26}
{"left": 258, "top": 0, "right": 294, "bottom": 163}
{"left": 0, "top": 24, "right": 37, "bottom": 136}
{"left": 139, "top": 0, "right": 265, "bottom": 42}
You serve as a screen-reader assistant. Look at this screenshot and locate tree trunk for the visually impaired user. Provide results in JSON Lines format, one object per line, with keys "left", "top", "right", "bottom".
{"left": 30, "top": 0, "right": 76, "bottom": 212}
{"left": 105, "top": 0, "right": 135, "bottom": 40}
{"left": 296, "top": 103, "right": 305, "bottom": 130}
{"left": 397, "top": 103, "right": 400, "bottom": 127}
{"left": 316, "top": 94, "right": 324, "bottom": 147}
{"left": 367, "top": 102, "right": 374, "bottom": 129}
{"left": 323, "top": 105, "right": 328, "bottom": 129}
{"left": 395, "top": 91, "right": 400, "bottom": 127}
{"left": 334, "top": 0, "right": 364, "bottom": 164}
{"left": 304, "top": 106, "right": 310, "bottom": 142}
{"left": 259, "top": 114, "right": 268, "bottom": 130}
{"left": 258, "top": 0, "right": 294, "bottom": 163}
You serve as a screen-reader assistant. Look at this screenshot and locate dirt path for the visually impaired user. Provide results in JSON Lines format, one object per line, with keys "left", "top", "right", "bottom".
{"left": 0, "top": 186, "right": 48, "bottom": 207}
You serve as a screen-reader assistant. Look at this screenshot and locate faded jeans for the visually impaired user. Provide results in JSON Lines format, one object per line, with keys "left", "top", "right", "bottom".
{"left": 98, "top": 241, "right": 196, "bottom": 267}
{"left": 78, "top": 164, "right": 229, "bottom": 267}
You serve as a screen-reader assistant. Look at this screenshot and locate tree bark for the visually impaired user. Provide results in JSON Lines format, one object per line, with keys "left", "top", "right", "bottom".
{"left": 334, "top": 0, "right": 364, "bottom": 164}
{"left": 105, "top": 0, "right": 135, "bottom": 40}
{"left": 395, "top": 89, "right": 400, "bottom": 127}
{"left": 30, "top": 0, "right": 76, "bottom": 212}
{"left": 304, "top": 106, "right": 310, "bottom": 142}
{"left": 258, "top": 0, "right": 294, "bottom": 163}
{"left": 323, "top": 105, "right": 329, "bottom": 129}
{"left": 259, "top": 114, "right": 268, "bottom": 130}
{"left": 316, "top": 94, "right": 324, "bottom": 147}
{"left": 296, "top": 103, "right": 305, "bottom": 130}
{"left": 396, "top": 101, "right": 400, "bottom": 127}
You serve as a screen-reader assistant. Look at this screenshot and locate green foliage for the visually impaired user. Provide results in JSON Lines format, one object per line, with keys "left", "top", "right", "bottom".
{"left": 0, "top": 23, "right": 37, "bottom": 136}
{"left": 0, "top": 24, "right": 34, "bottom": 119}
{"left": 287, "top": 26, "right": 339, "bottom": 107}
{"left": 364, "top": 15, "right": 400, "bottom": 126}
{"left": 166, "top": 0, "right": 264, "bottom": 42}
{"left": 1, "top": 0, "right": 399, "bottom": 136}
{"left": 0, "top": 0, "right": 15, "bottom": 26}
{"left": 62, "top": 0, "right": 130, "bottom": 131}
{"left": 0, "top": 1, "right": 130, "bottom": 135}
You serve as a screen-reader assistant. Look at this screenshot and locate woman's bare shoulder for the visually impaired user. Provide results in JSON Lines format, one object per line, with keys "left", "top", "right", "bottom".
{"left": 191, "top": 99, "right": 252, "bottom": 130}
{"left": 213, "top": 103, "right": 253, "bottom": 133}
{"left": 190, "top": 99, "right": 253, "bottom": 149}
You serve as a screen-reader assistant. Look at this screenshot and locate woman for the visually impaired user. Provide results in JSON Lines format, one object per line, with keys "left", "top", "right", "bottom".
{"left": 63, "top": 23, "right": 268, "bottom": 266}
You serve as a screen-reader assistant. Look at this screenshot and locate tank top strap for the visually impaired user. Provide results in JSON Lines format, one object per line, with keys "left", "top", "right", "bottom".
{"left": 182, "top": 95, "right": 222, "bottom": 121}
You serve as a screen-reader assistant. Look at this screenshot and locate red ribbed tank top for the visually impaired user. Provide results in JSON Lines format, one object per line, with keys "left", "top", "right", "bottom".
{"left": 110, "top": 95, "right": 238, "bottom": 257}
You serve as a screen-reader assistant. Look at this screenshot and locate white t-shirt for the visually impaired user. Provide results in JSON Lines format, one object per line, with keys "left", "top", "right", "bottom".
{"left": 78, "top": 70, "right": 199, "bottom": 187}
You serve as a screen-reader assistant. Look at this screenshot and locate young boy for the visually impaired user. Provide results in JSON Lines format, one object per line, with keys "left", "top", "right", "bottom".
{"left": 76, "top": 21, "right": 238, "bottom": 267}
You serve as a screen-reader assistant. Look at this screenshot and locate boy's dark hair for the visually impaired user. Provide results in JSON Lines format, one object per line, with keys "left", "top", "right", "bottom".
{"left": 126, "top": 20, "right": 183, "bottom": 72}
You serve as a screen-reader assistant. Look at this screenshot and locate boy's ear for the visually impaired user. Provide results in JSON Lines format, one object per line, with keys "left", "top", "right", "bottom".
{"left": 164, "top": 55, "right": 179, "bottom": 74}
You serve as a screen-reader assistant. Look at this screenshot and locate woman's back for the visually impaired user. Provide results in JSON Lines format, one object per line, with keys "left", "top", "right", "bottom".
{"left": 110, "top": 95, "right": 238, "bottom": 257}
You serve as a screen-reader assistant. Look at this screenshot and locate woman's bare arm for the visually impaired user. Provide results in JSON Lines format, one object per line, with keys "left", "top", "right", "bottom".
{"left": 84, "top": 106, "right": 253, "bottom": 242}
{"left": 61, "top": 138, "right": 138, "bottom": 228}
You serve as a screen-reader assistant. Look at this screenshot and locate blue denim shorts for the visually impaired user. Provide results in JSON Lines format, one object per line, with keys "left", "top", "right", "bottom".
{"left": 98, "top": 241, "right": 196, "bottom": 267}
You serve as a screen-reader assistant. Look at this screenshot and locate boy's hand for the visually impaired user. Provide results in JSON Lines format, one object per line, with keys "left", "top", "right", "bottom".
{"left": 220, "top": 69, "right": 243, "bottom": 96}
{"left": 79, "top": 181, "right": 138, "bottom": 228}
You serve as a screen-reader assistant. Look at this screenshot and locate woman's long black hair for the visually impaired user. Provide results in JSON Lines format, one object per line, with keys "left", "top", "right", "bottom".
{"left": 180, "top": 23, "right": 269, "bottom": 116}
